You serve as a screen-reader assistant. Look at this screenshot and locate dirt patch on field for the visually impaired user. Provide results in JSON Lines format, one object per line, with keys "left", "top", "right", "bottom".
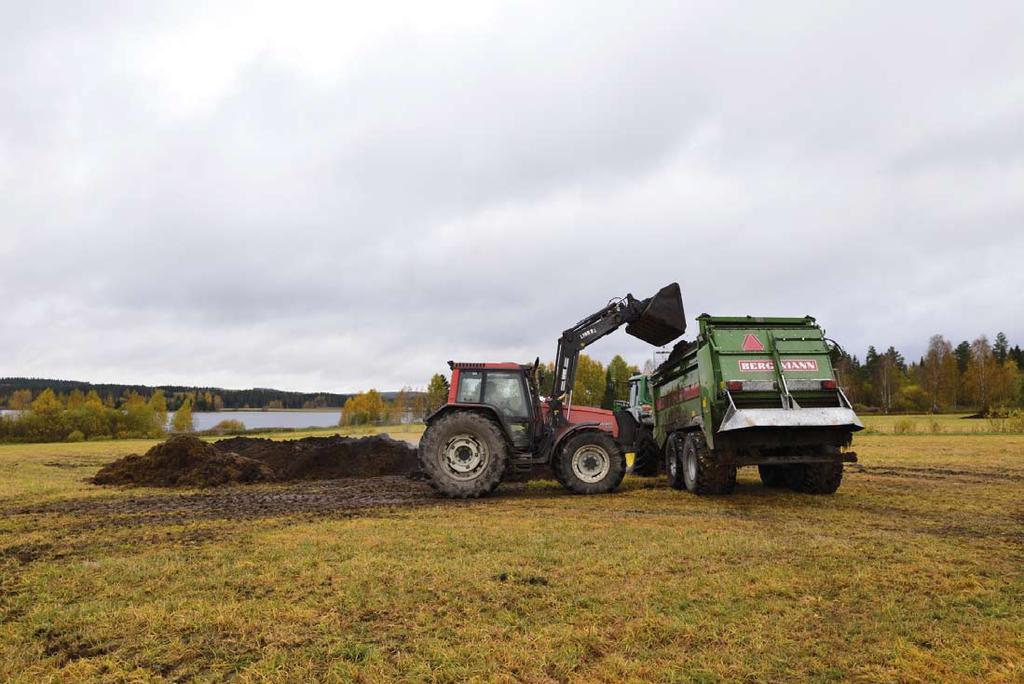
{"left": 90, "top": 434, "right": 420, "bottom": 488}
{"left": 15, "top": 477, "right": 438, "bottom": 527}
{"left": 846, "top": 464, "right": 1024, "bottom": 482}
{"left": 1, "top": 542, "right": 57, "bottom": 565}
{"left": 33, "top": 626, "right": 113, "bottom": 666}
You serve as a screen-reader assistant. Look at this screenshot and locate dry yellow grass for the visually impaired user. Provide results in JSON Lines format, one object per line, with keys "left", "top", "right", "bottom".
{"left": 860, "top": 413, "right": 1020, "bottom": 435}
{"left": 1, "top": 429, "right": 1021, "bottom": 682}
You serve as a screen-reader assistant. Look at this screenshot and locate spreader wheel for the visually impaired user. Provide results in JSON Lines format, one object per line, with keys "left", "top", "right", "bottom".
{"left": 758, "top": 464, "right": 790, "bottom": 488}
{"left": 788, "top": 462, "right": 844, "bottom": 494}
{"left": 681, "top": 432, "right": 736, "bottom": 496}
{"left": 666, "top": 433, "right": 686, "bottom": 490}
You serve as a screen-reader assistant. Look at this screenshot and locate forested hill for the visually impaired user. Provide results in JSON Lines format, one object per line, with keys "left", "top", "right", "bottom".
{"left": 0, "top": 378, "right": 358, "bottom": 411}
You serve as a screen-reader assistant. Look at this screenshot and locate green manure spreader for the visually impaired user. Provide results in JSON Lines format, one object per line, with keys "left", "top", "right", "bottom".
{"left": 649, "top": 314, "right": 862, "bottom": 495}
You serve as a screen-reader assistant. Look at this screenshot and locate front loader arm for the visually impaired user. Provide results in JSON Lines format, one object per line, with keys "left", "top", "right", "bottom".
{"left": 548, "top": 283, "right": 685, "bottom": 426}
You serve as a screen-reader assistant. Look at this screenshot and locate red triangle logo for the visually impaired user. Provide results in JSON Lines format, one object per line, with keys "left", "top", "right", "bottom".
{"left": 741, "top": 334, "right": 765, "bottom": 352}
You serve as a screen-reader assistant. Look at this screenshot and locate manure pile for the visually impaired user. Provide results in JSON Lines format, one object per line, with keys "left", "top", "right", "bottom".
{"left": 92, "top": 434, "right": 419, "bottom": 488}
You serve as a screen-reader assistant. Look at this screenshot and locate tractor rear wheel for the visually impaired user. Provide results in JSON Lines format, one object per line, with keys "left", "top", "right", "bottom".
{"left": 681, "top": 432, "right": 736, "bottom": 495}
{"left": 555, "top": 431, "right": 626, "bottom": 495}
{"left": 418, "top": 411, "right": 508, "bottom": 498}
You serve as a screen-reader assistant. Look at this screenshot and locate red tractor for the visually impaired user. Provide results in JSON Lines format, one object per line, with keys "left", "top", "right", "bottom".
{"left": 418, "top": 283, "right": 685, "bottom": 497}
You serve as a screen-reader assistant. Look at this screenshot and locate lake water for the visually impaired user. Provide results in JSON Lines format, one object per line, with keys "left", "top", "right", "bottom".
{"left": 186, "top": 410, "right": 342, "bottom": 431}
{"left": 0, "top": 409, "right": 343, "bottom": 431}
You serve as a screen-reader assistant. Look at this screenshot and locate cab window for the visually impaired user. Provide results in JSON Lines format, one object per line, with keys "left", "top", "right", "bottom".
{"left": 483, "top": 371, "right": 529, "bottom": 419}
{"left": 456, "top": 371, "right": 482, "bottom": 403}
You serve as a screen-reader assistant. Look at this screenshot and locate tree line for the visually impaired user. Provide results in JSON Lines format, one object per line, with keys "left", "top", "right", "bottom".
{"left": 0, "top": 384, "right": 255, "bottom": 443}
{"left": 339, "top": 385, "right": 438, "bottom": 426}
{"left": 0, "top": 378, "right": 352, "bottom": 412}
{"left": 833, "top": 332, "right": 1022, "bottom": 412}
{"left": 0, "top": 388, "right": 185, "bottom": 443}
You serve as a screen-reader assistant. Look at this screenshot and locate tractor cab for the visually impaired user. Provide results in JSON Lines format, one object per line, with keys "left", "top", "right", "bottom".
{"left": 443, "top": 361, "right": 620, "bottom": 452}
{"left": 615, "top": 373, "right": 654, "bottom": 428}
{"left": 446, "top": 362, "right": 540, "bottom": 450}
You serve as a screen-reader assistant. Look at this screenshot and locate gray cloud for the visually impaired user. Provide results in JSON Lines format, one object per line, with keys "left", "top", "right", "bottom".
{"left": 2, "top": 1, "right": 1023, "bottom": 391}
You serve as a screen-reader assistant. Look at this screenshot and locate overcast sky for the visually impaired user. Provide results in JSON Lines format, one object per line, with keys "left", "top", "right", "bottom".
{"left": 2, "top": 1, "right": 1023, "bottom": 393}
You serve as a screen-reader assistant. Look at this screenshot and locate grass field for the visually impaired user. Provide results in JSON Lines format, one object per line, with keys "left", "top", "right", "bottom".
{"left": 1, "top": 422, "right": 1022, "bottom": 682}
{"left": 860, "top": 413, "right": 1022, "bottom": 435}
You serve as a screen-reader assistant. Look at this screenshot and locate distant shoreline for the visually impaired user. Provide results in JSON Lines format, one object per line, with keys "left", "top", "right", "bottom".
{"left": 196, "top": 408, "right": 342, "bottom": 413}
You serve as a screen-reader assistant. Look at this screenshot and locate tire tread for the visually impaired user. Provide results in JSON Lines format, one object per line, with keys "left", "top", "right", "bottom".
{"left": 419, "top": 411, "right": 508, "bottom": 498}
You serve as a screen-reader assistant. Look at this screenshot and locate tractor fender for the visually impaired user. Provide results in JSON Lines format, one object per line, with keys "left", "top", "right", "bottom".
{"left": 551, "top": 422, "right": 609, "bottom": 457}
{"left": 613, "top": 409, "right": 639, "bottom": 450}
{"left": 424, "top": 403, "right": 515, "bottom": 447}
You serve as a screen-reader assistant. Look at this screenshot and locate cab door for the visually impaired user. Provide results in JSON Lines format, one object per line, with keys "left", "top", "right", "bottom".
{"left": 481, "top": 371, "right": 534, "bottom": 450}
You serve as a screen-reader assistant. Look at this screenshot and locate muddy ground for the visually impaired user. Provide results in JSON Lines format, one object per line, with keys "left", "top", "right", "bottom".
{"left": 17, "top": 460, "right": 1015, "bottom": 530}
{"left": 12, "top": 477, "right": 439, "bottom": 528}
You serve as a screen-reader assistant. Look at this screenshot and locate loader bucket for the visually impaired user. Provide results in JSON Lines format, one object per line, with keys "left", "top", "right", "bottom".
{"left": 626, "top": 283, "right": 686, "bottom": 347}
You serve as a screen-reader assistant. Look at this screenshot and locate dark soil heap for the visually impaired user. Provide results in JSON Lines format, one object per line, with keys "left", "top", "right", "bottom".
{"left": 91, "top": 435, "right": 277, "bottom": 487}
{"left": 213, "top": 434, "right": 418, "bottom": 480}
{"left": 91, "top": 433, "right": 419, "bottom": 488}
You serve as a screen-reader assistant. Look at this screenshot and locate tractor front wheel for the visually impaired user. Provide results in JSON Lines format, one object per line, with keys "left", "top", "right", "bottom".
{"left": 555, "top": 431, "right": 626, "bottom": 495}
{"left": 419, "top": 411, "right": 508, "bottom": 498}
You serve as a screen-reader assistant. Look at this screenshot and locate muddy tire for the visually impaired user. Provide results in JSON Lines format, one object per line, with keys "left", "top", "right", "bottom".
{"left": 554, "top": 431, "right": 626, "bottom": 495}
{"left": 758, "top": 464, "right": 790, "bottom": 488}
{"left": 551, "top": 447, "right": 568, "bottom": 488}
{"left": 666, "top": 434, "right": 686, "bottom": 490}
{"left": 418, "top": 411, "right": 508, "bottom": 498}
{"left": 681, "top": 432, "right": 736, "bottom": 495}
{"left": 788, "top": 462, "right": 844, "bottom": 494}
{"left": 630, "top": 430, "right": 661, "bottom": 477}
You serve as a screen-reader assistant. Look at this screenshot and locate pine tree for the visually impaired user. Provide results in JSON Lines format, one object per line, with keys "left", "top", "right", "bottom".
{"left": 603, "top": 355, "right": 635, "bottom": 409}
{"left": 426, "top": 374, "right": 450, "bottom": 413}
{"left": 1011, "top": 345, "right": 1023, "bottom": 366}
{"left": 954, "top": 341, "right": 971, "bottom": 373}
{"left": 993, "top": 332, "right": 1009, "bottom": 364}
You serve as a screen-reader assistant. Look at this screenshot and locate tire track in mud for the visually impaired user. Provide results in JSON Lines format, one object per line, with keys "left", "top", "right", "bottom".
{"left": 4, "top": 476, "right": 441, "bottom": 528}
{"left": 846, "top": 464, "right": 1024, "bottom": 482}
